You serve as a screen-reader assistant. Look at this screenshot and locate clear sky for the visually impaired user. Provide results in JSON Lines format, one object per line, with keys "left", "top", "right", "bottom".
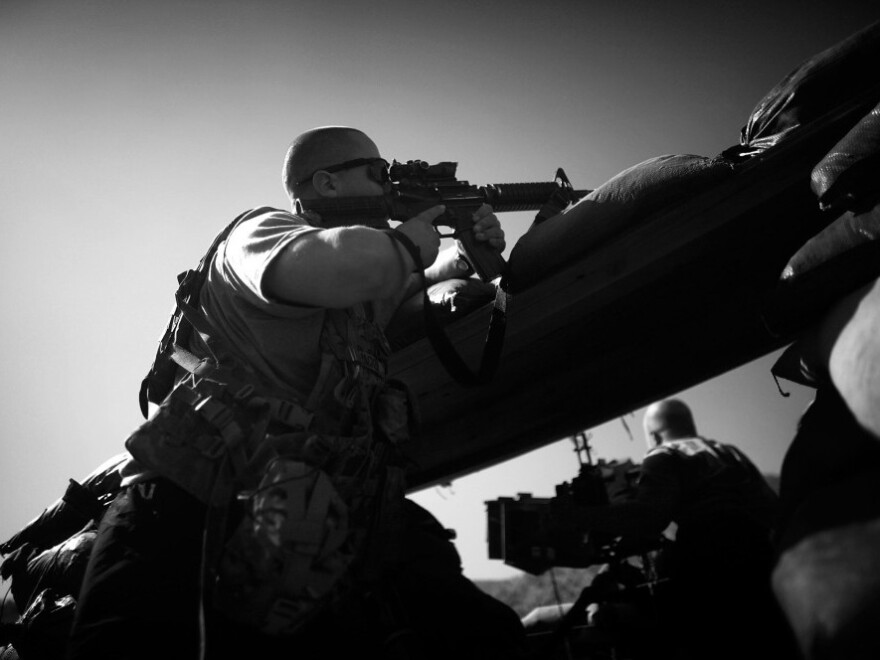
{"left": 1, "top": 0, "right": 876, "bottom": 582}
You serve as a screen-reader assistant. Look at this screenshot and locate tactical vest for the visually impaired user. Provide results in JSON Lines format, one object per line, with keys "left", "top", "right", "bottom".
{"left": 126, "top": 209, "right": 413, "bottom": 637}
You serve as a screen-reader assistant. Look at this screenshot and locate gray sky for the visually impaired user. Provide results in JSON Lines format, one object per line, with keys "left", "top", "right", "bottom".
{"left": 1, "top": 0, "right": 876, "bottom": 580}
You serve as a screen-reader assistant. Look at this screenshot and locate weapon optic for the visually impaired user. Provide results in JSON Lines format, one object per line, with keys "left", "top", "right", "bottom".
{"left": 300, "top": 159, "right": 591, "bottom": 282}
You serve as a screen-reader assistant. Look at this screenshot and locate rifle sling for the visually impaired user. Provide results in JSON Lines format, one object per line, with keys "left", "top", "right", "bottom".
{"left": 385, "top": 229, "right": 507, "bottom": 386}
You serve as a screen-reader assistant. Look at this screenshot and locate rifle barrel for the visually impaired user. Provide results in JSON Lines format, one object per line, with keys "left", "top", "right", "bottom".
{"left": 482, "top": 182, "right": 591, "bottom": 212}
{"left": 300, "top": 182, "right": 592, "bottom": 220}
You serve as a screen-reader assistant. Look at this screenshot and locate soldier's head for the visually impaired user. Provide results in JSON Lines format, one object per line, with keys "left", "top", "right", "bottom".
{"left": 282, "top": 126, "right": 389, "bottom": 205}
{"left": 642, "top": 398, "right": 697, "bottom": 451}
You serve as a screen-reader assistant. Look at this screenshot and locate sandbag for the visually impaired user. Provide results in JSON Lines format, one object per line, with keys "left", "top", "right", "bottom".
{"left": 0, "top": 453, "right": 129, "bottom": 641}
{"left": 385, "top": 278, "right": 497, "bottom": 350}
{"left": 767, "top": 385, "right": 880, "bottom": 658}
{"left": 733, "top": 21, "right": 880, "bottom": 157}
{"left": 759, "top": 100, "right": 880, "bottom": 340}
{"left": 773, "top": 518, "right": 880, "bottom": 660}
{"left": 758, "top": 104, "right": 880, "bottom": 340}
{"left": 780, "top": 205, "right": 880, "bottom": 284}
{"left": 8, "top": 589, "right": 76, "bottom": 660}
{"left": 7, "top": 524, "right": 97, "bottom": 616}
{"left": 811, "top": 101, "right": 880, "bottom": 214}
{"left": 507, "top": 154, "right": 734, "bottom": 290}
{"left": 0, "top": 453, "right": 127, "bottom": 556}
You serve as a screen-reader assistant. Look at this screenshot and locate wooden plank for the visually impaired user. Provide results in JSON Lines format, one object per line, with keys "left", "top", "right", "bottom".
{"left": 391, "top": 93, "right": 880, "bottom": 491}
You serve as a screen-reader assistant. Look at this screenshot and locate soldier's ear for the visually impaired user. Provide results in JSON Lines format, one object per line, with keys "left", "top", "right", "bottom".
{"left": 311, "top": 171, "right": 339, "bottom": 197}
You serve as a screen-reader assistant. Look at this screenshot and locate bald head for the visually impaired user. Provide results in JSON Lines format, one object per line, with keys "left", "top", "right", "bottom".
{"left": 642, "top": 398, "right": 698, "bottom": 450}
{"left": 282, "top": 126, "right": 380, "bottom": 201}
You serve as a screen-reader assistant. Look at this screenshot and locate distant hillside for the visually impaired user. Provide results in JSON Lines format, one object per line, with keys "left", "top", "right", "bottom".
{"left": 474, "top": 566, "right": 600, "bottom": 618}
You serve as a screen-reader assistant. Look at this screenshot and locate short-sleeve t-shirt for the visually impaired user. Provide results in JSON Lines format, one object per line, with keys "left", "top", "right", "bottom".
{"left": 196, "top": 206, "right": 326, "bottom": 400}
{"left": 122, "top": 206, "right": 399, "bottom": 485}
{"left": 196, "top": 206, "right": 400, "bottom": 402}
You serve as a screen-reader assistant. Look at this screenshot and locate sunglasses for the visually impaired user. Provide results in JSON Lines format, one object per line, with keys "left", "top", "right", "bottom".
{"left": 296, "top": 157, "right": 390, "bottom": 186}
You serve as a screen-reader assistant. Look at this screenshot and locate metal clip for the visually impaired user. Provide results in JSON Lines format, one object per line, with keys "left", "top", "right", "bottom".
{"left": 269, "top": 398, "right": 314, "bottom": 431}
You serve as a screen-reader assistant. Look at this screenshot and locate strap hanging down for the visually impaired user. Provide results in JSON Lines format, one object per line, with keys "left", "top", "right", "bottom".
{"left": 385, "top": 229, "right": 508, "bottom": 386}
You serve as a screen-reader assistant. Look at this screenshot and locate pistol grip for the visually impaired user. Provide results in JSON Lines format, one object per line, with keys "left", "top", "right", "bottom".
{"left": 456, "top": 229, "right": 507, "bottom": 282}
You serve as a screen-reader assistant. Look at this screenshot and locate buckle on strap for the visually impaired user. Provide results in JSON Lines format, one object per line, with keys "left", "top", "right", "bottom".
{"left": 268, "top": 397, "right": 314, "bottom": 431}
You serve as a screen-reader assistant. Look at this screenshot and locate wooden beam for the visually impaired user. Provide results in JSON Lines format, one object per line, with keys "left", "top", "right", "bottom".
{"left": 391, "top": 93, "right": 880, "bottom": 491}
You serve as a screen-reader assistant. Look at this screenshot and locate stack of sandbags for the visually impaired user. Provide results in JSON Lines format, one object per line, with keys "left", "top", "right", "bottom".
{"left": 507, "top": 154, "right": 734, "bottom": 291}
{"left": 758, "top": 22, "right": 880, "bottom": 660}
{"left": 511, "top": 21, "right": 880, "bottom": 296}
{"left": 763, "top": 98, "right": 880, "bottom": 344}
{"left": 729, "top": 20, "right": 880, "bottom": 159}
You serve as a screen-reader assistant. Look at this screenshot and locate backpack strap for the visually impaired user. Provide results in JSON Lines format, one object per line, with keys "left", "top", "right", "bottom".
{"left": 138, "top": 208, "right": 273, "bottom": 417}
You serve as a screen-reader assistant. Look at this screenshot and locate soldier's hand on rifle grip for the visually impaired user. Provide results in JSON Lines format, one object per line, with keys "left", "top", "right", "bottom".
{"left": 470, "top": 204, "right": 506, "bottom": 253}
{"left": 397, "top": 204, "right": 445, "bottom": 269}
{"left": 454, "top": 204, "right": 507, "bottom": 281}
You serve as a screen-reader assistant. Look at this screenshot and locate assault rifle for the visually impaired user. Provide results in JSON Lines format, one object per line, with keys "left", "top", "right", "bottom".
{"left": 300, "top": 160, "right": 590, "bottom": 282}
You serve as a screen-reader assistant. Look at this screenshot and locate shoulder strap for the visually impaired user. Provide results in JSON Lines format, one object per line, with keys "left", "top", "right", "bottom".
{"left": 138, "top": 208, "right": 269, "bottom": 417}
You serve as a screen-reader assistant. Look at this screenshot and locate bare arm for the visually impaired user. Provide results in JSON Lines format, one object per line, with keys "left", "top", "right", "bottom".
{"left": 264, "top": 206, "right": 444, "bottom": 308}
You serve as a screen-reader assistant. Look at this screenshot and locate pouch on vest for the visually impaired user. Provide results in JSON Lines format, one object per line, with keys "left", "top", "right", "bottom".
{"left": 125, "top": 376, "right": 271, "bottom": 505}
{"left": 372, "top": 378, "right": 419, "bottom": 446}
{"left": 211, "top": 458, "right": 358, "bottom": 636}
{"left": 208, "top": 380, "right": 412, "bottom": 637}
